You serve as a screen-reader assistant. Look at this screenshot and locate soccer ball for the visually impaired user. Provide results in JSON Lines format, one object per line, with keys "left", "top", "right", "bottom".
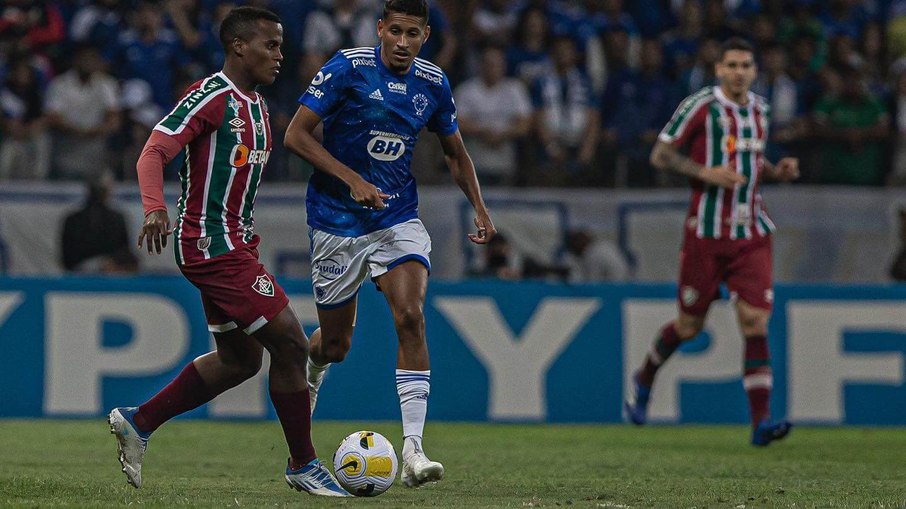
{"left": 333, "top": 430, "right": 398, "bottom": 496}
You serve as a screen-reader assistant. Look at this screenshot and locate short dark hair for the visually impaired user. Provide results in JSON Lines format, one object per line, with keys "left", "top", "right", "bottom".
{"left": 720, "top": 37, "right": 755, "bottom": 60}
{"left": 219, "top": 6, "right": 281, "bottom": 50}
{"left": 382, "top": 0, "right": 429, "bottom": 23}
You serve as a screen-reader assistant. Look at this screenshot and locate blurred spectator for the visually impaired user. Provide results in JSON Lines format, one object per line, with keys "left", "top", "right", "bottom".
{"left": 601, "top": 38, "right": 674, "bottom": 187}
{"left": 628, "top": 0, "right": 672, "bottom": 38}
{"left": 819, "top": 0, "right": 869, "bottom": 41}
{"left": 531, "top": 36, "right": 600, "bottom": 184}
{"left": 60, "top": 173, "right": 137, "bottom": 274}
{"left": 469, "top": 231, "right": 569, "bottom": 281}
{"left": 749, "top": 13, "right": 777, "bottom": 50}
{"left": 563, "top": 229, "right": 629, "bottom": 282}
{"left": 0, "top": 56, "right": 49, "bottom": 180}
{"left": 165, "top": 0, "right": 224, "bottom": 75}
{"left": 890, "top": 207, "right": 906, "bottom": 281}
{"left": 826, "top": 31, "right": 860, "bottom": 71}
{"left": 0, "top": 0, "right": 66, "bottom": 55}
{"left": 788, "top": 33, "right": 825, "bottom": 113}
{"left": 302, "top": 0, "right": 376, "bottom": 66}
{"left": 418, "top": 2, "right": 457, "bottom": 70}
{"left": 69, "top": 0, "right": 123, "bottom": 49}
{"left": 45, "top": 44, "right": 120, "bottom": 181}
{"left": 889, "top": 0, "right": 906, "bottom": 60}
{"left": 472, "top": 0, "right": 518, "bottom": 48}
{"left": 812, "top": 64, "right": 890, "bottom": 185}
{"left": 702, "top": 0, "right": 739, "bottom": 40}
{"left": 860, "top": 22, "right": 887, "bottom": 95}
{"left": 454, "top": 46, "right": 532, "bottom": 186}
{"left": 661, "top": 0, "right": 703, "bottom": 80}
{"left": 777, "top": 0, "right": 825, "bottom": 49}
{"left": 678, "top": 37, "right": 720, "bottom": 96}
{"left": 105, "top": 0, "right": 190, "bottom": 110}
{"left": 752, "top": 43, "right": 804, "bottom": 162}
{"left": 507, "top": 7, "right": 552, "bottom": 87}
{"left": 469, "top": 231, "right": 523, "bottom": 280}
{"left": 887, "top": 70, "right": 906, "bottom": 185}
{"left": 597, "top": 24, "right": 633, "bottom": 94}
{"left": 585, "top": 0, "right": 640, "bottom": 93}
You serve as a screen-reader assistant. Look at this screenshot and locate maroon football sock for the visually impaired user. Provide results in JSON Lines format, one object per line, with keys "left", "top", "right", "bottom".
{"left": 637, "top": 322, "right": 683, "bottom": 387}
{"left": 270, "top": 389, "right": 316, "bottom": 467}
{"left": 743, "top": 334, "right": 772, "bottom": 427}
{"left": 134, "top": 362, "right": 215, "bottom": 433}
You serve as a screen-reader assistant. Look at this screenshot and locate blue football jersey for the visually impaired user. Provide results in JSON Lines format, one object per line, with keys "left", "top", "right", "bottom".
{"left": 299, "top": 46, "right": 459, "bottom": 237}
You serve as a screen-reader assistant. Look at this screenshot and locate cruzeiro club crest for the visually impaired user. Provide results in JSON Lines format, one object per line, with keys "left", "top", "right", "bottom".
{"left": 252, "top": 274, "right": 275, "bottom": 297}
{"left": 412, "top": 93, "right": 429, "bottom": 117}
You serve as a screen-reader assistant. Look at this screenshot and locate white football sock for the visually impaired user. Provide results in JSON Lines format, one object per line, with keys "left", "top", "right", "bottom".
{"left": 307, "top": 357, "right": 330, "bottom": 383}
{"left": 396, "top": 369, "right": 430, "bottom": 456}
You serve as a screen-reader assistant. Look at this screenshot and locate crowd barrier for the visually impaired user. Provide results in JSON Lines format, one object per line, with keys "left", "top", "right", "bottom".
{"left": 1, "top": 276, "right": 903, "bottom": 425}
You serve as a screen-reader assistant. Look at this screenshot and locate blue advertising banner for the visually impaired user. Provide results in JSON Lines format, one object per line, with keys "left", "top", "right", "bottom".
{"left": 0, "top": 277, "right": 904, "bottom": 425}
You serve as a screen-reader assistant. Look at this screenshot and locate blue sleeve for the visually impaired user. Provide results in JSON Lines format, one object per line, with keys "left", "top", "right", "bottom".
{"left": 298, "top": 52, "right": 352, "bottom": 118}
{"left": 427, "top": 73, "right": 458, "bottom": 136}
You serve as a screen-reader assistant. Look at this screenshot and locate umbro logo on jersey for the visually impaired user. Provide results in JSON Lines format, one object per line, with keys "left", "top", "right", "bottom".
{"left": 369, "top": 89, "right": 384, "bottom": 101}
{"left": 229, "top": 117, "right": 246, "bottom": 133}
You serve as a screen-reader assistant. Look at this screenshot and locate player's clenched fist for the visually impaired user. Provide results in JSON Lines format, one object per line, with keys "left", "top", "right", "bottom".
{"left": 468, "top": 212, "right": 496, "bottom": 245}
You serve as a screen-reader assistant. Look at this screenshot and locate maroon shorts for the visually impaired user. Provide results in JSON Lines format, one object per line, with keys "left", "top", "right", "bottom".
{"left": 677, "top": 229, "right": 773, "bottom": 316}
{"left": 179, "top": 243, "right": 289, "bottom": 335}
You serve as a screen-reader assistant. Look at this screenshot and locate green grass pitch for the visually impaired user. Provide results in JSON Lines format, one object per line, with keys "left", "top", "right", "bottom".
{"left": 0, "top": 420, "right": 903, "bottom": 508}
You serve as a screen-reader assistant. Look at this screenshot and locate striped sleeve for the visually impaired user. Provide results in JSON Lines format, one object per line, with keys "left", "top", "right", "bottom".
{"left": 154, "top": 76, "right": 229, "bottom": 146}
{"left": 659, "top": 90, "right": 711, "bottom": 146}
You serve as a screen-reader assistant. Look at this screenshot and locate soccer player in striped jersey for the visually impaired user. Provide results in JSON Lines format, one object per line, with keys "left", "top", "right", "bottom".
{"left": 107, "top": 7, "right": 348, "bottom": 496}
{"left": 624, "top": 38, "right": 799, "bottom": 446}
{"left": 284, "top": 0, "right": 496, "bottom": 488}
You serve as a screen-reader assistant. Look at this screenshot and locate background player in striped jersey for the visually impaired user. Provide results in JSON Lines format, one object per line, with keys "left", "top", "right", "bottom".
{"left": 284, "top": 0, "right": 495, "bottom": 488}
{"left": 624, "top": 38, "right": 799, "bottom": 446}
{"left": 107, "top": 7, "right": 348, "bottom": 496}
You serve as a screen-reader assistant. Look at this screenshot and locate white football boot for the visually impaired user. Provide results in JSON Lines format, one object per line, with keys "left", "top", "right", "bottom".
{"left": 108, "top": 407, "right": 150, "bottom": 488}
{"left": 401, "top": 439, "right": 444, "bottom": 488}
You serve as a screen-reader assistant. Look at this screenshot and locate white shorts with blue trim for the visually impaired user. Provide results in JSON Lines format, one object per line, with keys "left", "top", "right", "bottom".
{"left": 309, "top": 219, "right": 432, "bottom": 308}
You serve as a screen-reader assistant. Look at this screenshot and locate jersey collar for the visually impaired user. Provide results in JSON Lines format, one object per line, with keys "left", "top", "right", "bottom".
{"left": 217, "top": 71, "right": 260, "bottom": 104}
{"left": 375, "top": 45, "right": 415, "bottom": 78}
{"left": 713, "top": 85, "right": 752, "bottom": 111}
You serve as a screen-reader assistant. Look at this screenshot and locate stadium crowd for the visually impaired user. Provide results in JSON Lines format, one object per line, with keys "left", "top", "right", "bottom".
{"left": 1, "top": 0, "right": 905, "bottom": 187}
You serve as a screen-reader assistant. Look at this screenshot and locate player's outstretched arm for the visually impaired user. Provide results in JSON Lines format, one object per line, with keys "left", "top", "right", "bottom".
{"left": 650, "top": 140, "right": 745, "bottom": 189}
{"left": 437, "top": 130, "right": 495, "bottom": 244}
{"left": 136, "top": 130, "right": 181, "bottom": 255}
{"left": 284, "top": 105, "right": 389, "bottom": 209}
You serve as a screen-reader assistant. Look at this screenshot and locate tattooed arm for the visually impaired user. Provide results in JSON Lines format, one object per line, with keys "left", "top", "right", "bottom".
{"left": 650, "top": 140, "right": 745, "bottom": 189}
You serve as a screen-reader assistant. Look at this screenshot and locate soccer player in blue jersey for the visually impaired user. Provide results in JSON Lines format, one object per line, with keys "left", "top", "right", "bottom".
{"left": 284, "top": 0, "right": 496, "bottom": 488}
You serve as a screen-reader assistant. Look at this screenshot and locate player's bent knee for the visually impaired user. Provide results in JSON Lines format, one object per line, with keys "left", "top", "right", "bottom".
{"left": 234, "top": 356, "right": 263, "bottom": 381}
{"left": 393, "top": 307, "right": 425, "bottom": 333}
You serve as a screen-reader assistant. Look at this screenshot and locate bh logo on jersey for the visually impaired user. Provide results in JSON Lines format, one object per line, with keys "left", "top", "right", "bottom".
{"left": 230, "top": 144, "right": 270, "bottom": 167}
{"left": 367, "top": 135, "right": 406, "bottom": 161}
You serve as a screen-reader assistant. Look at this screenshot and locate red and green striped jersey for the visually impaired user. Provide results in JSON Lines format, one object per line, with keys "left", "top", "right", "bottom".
{"left": 658, "top": 86, "right": 775, "bottom": 240}
{"left": 154, "top": 72, "right": 272, "bottom": 265}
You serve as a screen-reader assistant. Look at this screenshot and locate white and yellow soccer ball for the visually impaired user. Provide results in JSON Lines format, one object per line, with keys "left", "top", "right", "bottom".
{"left": 333, "top": 431, "right": 398, "bottom": 496}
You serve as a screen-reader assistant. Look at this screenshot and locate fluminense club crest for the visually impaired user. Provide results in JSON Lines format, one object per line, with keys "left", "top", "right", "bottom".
{"left": 252, "top": 274, "right": 275, "bottom": 297}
